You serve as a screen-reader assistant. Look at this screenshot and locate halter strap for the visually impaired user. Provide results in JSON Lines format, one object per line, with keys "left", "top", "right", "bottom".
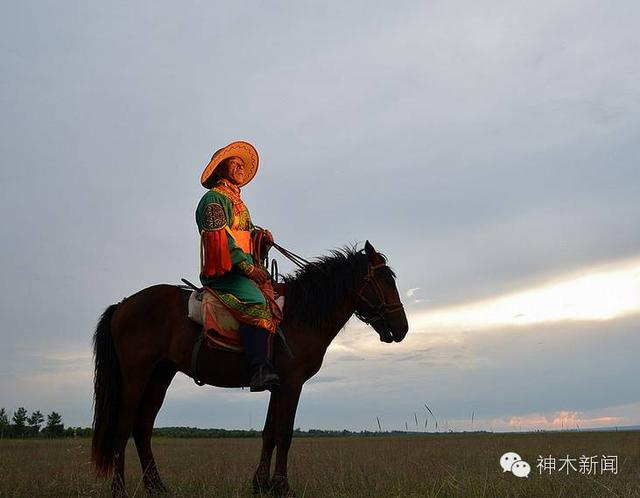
{"left": 355, "top": 262, "right": 405, "bottom": 325}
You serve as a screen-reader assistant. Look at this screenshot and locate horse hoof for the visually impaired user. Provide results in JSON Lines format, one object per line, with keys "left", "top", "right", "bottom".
{"left": 270, "top": 475, "right": 297, "bottom": 497}
{"left": 147, "top": 486, "right": 173, "bottom": 497}
{"left": 252, "top": 475, "right": 271, "bottom": 495}
{"left": 111, "top": 479, "right": 128, "bottom": 498}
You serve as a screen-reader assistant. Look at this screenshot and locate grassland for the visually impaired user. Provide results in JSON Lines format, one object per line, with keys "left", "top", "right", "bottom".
{"left": 0, "top": 431, "right": 638, "bottom": 497}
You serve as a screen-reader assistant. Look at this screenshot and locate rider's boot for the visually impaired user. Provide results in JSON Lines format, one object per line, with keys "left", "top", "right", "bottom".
{"left": 239, "top": 324, "right": 280, "bottom": 392}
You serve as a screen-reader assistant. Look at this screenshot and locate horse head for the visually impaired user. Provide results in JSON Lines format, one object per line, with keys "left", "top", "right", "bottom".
{"left": 355, "top": 241, "right": 409, "bottom": 343}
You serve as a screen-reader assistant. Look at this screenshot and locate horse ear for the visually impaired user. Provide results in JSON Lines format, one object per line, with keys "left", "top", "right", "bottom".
{"left": 364, "top": 240, "right": 382, "bottom": 264}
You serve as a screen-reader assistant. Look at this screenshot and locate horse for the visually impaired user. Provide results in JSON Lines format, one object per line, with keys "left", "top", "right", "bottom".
{"left": 91, "top": 240, "right": 409, "bottom": 497}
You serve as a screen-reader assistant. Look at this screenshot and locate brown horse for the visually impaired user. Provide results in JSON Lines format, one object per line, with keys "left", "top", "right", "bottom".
{"left": 91, "top": 241, "right": 408, "bottom": 497}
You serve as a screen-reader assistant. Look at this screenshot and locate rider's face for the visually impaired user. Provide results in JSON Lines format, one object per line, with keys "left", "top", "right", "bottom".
{"left": 223, "top": 157, "right": 246, "bottom": 185}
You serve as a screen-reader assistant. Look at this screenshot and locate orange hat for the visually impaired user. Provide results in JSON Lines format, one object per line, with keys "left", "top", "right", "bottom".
{"left": 200, "top": 141, "right": 259, "bottom": 188}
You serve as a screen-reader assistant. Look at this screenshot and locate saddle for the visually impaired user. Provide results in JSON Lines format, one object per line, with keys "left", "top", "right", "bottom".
{"left": 188, "top": 283, "right": 286, "bottom": 353}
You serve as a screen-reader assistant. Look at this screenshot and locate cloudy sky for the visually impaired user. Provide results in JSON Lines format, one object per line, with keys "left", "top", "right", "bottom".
{"left": 1, "top": 1, "right": 639, "bottom": 432}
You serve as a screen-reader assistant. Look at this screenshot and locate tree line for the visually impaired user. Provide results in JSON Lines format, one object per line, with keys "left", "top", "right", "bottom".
{"left": 1, "top": 408, "right": 492, "bottom": 439}
{"left": 151, "top": 427, "right": 449, "bottom": 438}
{"left": 0, "top": 407, "right": 90, "bottom": 438}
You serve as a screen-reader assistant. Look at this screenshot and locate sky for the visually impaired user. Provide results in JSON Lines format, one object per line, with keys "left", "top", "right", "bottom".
{"left": 1, "top": 0, "right": 639, "bottom": 433}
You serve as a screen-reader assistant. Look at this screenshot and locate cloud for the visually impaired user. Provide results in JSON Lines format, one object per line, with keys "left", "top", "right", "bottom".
{"left": 502, "top": 411, "right": 625, "bottom": 431}
{"left": 423, "top": 402, "right": 640, "bottom": 433}
{"left": 305, "top": 375, "right": 343, "bottom": 385}
{"left": 406, "top": 287, "right": 420, "bottom": 298}
{"left": 485, "top": 401, "right": 640, "bottom": 432}
{"left": 408, "top": 255, "right": 640, "bottom": 335}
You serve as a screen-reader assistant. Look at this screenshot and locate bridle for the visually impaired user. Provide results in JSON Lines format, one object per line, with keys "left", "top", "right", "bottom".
{"left": 354, "top": 262, "right": 405, "bottom": 326}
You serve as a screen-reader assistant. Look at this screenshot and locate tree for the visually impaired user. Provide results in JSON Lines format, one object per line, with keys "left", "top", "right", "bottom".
{"left": 0, "top": 408, "right": 8, "bottom": 438}
{"left": 44, "top": 411, "right": 64, "bottom": 437}
{"left": 12, "top": 407, "right": 28, "bottom": 437}
{"left": 27, "top": 410, "right": 44, "bottom": 437}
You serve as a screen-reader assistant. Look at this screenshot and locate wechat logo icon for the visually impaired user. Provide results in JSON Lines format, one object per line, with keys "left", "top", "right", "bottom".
{"left": 500, "top": 452, "right": 531, "bottom": 478}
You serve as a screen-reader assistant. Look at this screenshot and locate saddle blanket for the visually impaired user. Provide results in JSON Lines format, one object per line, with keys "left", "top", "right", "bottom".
{"left": 188, "top": 287, "right": 285, "bottom": 352}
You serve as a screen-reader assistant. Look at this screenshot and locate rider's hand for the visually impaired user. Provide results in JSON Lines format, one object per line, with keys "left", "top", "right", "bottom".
{"left": 248, "top": 265, "right": 270, "bottom": 285}
{"left": 262, "top": 229, "right": 274, "bottom": 245}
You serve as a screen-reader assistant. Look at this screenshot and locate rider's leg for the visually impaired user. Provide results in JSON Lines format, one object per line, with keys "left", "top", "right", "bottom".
{"left": 239, "top": 324, "right": 280, "bottom": 392}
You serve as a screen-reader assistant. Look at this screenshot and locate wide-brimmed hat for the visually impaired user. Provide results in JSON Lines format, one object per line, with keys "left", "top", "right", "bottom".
{"left": 200, "top": 141, "right": 259, "bottom": 188}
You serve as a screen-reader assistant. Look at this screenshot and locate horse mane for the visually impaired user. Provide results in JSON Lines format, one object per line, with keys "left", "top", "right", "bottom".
{"left": 282, "top": 245, "right": 390, "bottom": 327}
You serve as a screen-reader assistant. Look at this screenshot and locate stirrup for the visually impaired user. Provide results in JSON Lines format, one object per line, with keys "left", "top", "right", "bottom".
{"left": 250, "top": 365, "right": 280, "bottom": 392}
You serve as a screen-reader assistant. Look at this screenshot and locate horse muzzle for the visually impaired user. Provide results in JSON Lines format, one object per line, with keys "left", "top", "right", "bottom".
{"left": 379, "top": 329, "right": 394, "bottom": 343}
{"left": 379, "top": 324, "right": 407, "bottom": 343}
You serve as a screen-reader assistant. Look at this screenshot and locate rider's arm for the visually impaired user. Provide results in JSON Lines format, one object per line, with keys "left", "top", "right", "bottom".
{"left": 197, "top": 195, "right": 232, "bottom": 277}
{"left": 197, "top": 191, "right": 259, "bottom": 278}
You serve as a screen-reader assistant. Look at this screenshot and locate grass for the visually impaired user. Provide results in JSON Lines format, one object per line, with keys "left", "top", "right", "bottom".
{"left": 0, "top": 431, "right": 638, "bottom": 497}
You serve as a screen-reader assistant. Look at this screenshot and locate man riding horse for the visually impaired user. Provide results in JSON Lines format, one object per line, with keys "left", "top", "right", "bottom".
{"left": 196, "top": 140, "right": 280, "bottom": 392}
{"left": 90, "top": 140, "right": 409, "bottom": 497}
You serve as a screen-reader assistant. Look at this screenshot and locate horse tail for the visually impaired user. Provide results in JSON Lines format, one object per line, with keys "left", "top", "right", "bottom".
{"left": 91, "top": 303, "right": 121, "bottom": 477}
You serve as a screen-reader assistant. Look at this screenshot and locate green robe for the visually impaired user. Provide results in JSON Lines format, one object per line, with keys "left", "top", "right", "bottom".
{"left": 195, "top": 180, "right": 272, "bottom": 328}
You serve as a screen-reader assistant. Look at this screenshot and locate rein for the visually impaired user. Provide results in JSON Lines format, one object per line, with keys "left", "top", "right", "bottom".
{"left": 253, "top": 226, "right": 311, "bottom": 274}
{"left": 268, "top": 241, "right": 311, "bottom": 269}
{"left": 267, "top": 240, "right": 404, "bottom": 326}
{"left": 355, "top": 263, "right": 405, "bottom": 326}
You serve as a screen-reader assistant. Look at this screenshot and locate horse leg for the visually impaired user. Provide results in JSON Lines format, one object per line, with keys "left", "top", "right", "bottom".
{"left": 133, "top": 361, "right": 177, "bottom": 496}
{"left": 111, "top": 367, "right": 154, "bottom": 497}
{"left": 252, "top": 394, "right": 276, "bottom": 494}
{"left": 270, "top": 383, "right": 303, "bottom": 498}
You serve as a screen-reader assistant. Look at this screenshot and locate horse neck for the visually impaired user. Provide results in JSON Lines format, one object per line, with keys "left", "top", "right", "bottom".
{"left": 307, "top": 261, "right": 366, "bottom": 349}
{"left": 316, "top": 293, "right": 359, "bottom": 348}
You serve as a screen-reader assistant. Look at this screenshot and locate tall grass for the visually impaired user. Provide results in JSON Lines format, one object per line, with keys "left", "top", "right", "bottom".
{"left": 1, "top": 432, "right": 638, "bottom": 497}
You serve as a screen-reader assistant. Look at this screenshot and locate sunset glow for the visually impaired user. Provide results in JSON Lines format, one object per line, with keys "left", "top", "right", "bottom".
{"left": 499, "top": 410, "right": 625, "bottom": 431}
{"left": 410, "top": 258, "right": 640, "bottom": 334}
